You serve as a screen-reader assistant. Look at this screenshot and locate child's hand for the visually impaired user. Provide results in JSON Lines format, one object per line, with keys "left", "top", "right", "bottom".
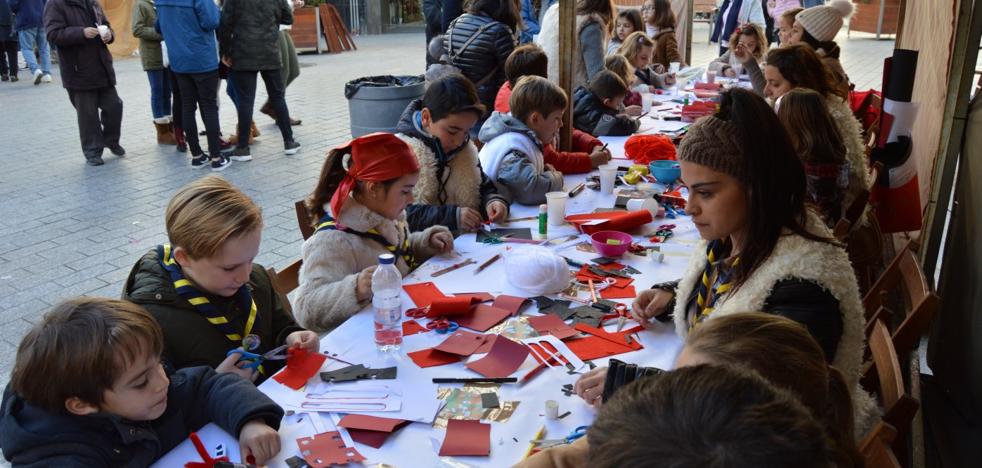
{"left": 589, "top": 146, "right": 612, "bottom": 167}
{"left": 459, "top": 207, "right": 484, "bottom": 232}
{"left": 624, "top": 105, "right": 643, "bottom": 117}
{"left": 652, "top": 63, "right": 666, "bottom": 74}
{"left": 429, "top": 230, "right": 454, "bottom": 253}
{"left": 733, "top": 43, "right": 752, "bottom": 64}
{"left": 573, "top": 366, "right": 608, "bottom": 406}
{"left": 648, "top": 85, "right": 658, "bottom": 93}
{"left": 286, "top": 330, "right": 319, "bottom": 354}
{"left": 355, "top": 265, "right": 378, "bottom": 301}
{"left": 486, "top": 201, "right": 509, "bottom": 223}
{"left": 239, "top": 419, "right": 281, "bottom": 466}
{"left": 662, "top": 73, "right": 677, "bottom": 87}
{"left": 545, "top": 163, "right": 557, "bottom": 173}
{"left": 216, "top": 349, "right": 259, "bottom": 382}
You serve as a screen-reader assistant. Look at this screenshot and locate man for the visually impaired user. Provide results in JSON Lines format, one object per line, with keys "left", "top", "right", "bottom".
{"left": 10, "top": 0, "right": 52, "bottom": 84}
{"left": 44, "top": 0, "right": 124, "bottom": 166}
{"left": 259, "top": 0, "right": 302, "bottom": 127}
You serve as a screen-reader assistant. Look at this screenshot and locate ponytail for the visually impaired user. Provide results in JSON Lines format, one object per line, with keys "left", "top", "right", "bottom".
{"left": 305, "top": 148, "right": 348, "bottom": 228}
{"left": 825, "top": 366, "right": 863, "bottom": 468}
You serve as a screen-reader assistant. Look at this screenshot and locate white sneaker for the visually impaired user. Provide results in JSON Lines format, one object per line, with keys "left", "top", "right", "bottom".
{"left": 41, "top": 74, "right": 52, "bottom": 83}
{"left": 32, "top": 70, "right": 42, "bottom": 85}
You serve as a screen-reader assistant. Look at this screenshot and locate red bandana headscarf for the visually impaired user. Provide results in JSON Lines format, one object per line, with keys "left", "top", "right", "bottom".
{"left": 329, "top": 133, "right": 421, "bottom": 220}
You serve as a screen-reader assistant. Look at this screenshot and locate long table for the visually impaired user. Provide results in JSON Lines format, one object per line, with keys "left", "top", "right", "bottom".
{"left": 155, "top": 146, "right": 700, "bottom": 468}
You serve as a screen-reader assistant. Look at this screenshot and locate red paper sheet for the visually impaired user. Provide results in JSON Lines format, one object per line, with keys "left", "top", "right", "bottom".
{"left": 565, "top": 209, "right": 653, "bottom": 235}
{"left": 403, "top": 282, "right": 446, "bottom": 308}
{"left": 465, "top": 336, "right": 530, "bottom": 378}
{"left": 434, "top": 330, "right": 489, "bottom": 356}
{"left": 527, "top": 314, "right": 579, "bottom": 340}
{"left": 273, "top": 348, "right": 327, "bottom": 390}
{"left": 600, "top": 285, "right": 637, "bottom": 299}
{"left": 407, "top": 348, "right": 461, "bottom": 368}
{"left": 565, "top": 325, "right": 644, "bottom": 361}
{"left": 402, "top": 320, "right": 427, "bottom": 336}
{"left": 491, "top": 295, "right": 530, "bottom": 316}
{"left": 346, "top": 426, "right": 409, "bottom": 449}
{"left": 574, "top": 323, "right": 638, "bottom": 347}
{"left": 455, "top": 304, "right": 511, "bottom": 332}
{"left": 296, "top": 431, "right": 365, "bottom": 467}
{"left": 428, "top": 296, "right": 481, "bottom": 317}
{"left": 474, "top": 334, "right": 499, "bottom": 354}
{"left": 338, "top": 415, "right": 410, "bottom": 449}
{"left": 439, "top": 419, "right": 491, "bottom": 457}
{"left": 453, "top": 292, "right": 495, "bottom": 303}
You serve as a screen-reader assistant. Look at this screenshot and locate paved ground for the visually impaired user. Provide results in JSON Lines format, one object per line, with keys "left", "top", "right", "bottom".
{"left": 0, "top": 25, "right": 893, "bottom": 389}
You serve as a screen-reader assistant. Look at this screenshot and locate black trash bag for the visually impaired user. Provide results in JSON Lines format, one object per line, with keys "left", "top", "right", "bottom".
{"left": 344, "top": 75, "right": 425, "bottom": 99}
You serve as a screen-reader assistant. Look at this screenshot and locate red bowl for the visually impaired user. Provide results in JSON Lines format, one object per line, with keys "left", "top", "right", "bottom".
{"left": 590, "top": 231, "right": 633, "bottom": 257}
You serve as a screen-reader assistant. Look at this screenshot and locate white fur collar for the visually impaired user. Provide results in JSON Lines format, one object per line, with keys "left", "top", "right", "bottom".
{"left": 330, "top": 197, "right": 407, "bottom": 246}
{"left": 396, "top": 134, "right": 482, "bottom": 209}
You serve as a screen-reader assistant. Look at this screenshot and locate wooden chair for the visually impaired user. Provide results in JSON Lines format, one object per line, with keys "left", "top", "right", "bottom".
{"left": 834, "top": 162, "right": 883, "bottom": 241}
{"left": 295, "top": 200, "right": 314, "bottom": 240}
{"left": 862, "top": 319, "right": 920, "bottom": 467}
{"left": 860, "top": 421, "right": 902, "bottom": 468}
{"left": 267, "top": 258, "right": 303, "bottom": 315}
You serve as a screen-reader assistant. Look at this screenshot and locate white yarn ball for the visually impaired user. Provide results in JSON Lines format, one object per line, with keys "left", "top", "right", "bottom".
{"left": 504, "top": 246, "right": 572, "bottom": 295}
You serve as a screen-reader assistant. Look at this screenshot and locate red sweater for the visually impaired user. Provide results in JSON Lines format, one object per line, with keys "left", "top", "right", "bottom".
{"left": 495, "top": 82, "right": 601, "bottom": 174}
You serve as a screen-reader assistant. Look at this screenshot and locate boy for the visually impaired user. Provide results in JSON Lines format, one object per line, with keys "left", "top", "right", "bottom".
{"left": 123, "top": 176, "right": 318, "bottom": 383}
{"left": 573, "top": 70, "right": 641, "bottom": 137}
{"left": 495, "top": 44, "right": 610, "bottom": 174}
{"left": 478, "top": 75, "right": 565, "bottom": 206}
{"left": 0, "top": 298, "right": 284, "bottom": 466}
{"left": 396, "top": 73, "right": 510, "bottom": 233}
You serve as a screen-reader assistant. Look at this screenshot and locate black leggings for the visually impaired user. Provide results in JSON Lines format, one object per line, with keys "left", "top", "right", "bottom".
{"left": 174, "top": 70, "right": 221, "bottom": 158}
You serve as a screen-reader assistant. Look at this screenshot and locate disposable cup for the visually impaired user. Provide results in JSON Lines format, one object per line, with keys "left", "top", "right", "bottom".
{"left": 669, "top": 62, "right": 681, "bottom": 73}
{"left": 641, "top": 93, "right": 653, "bottom": 113}
{"left": 598, "top": 164, "right": 617, "bottom": 195}
{"left": 97, "top": 24, "right": 109, "bottom": 40}
{"left": 545, "top": 192, "right": 568, "bottom": 226}
{"left": 706, "top": 70, "right": 717, "bottom": 84}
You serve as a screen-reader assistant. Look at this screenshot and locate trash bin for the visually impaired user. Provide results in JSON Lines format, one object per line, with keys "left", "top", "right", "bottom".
{"left": 345, "top": 75, "right": 425, "bottom": 137}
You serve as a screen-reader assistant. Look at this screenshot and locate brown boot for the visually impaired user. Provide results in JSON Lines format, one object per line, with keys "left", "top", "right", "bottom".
{"left": 260, "top": 100, "right": 275, "bottom": 119}
{"left": 250, "top": 120, "right": 260, "bottom": 138}
{"left": 155, "top": 122, "right": 177, "bottom": 145}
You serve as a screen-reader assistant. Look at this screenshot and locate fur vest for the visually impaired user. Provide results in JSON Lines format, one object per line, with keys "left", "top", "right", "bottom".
{"left": 396, "top": 134, "right": 482, "bottom": 210}
{"left": 538, "top": 5, "right": 609, "bottom": 89}
{"left": 827, "top": 95, "right": 871, "bottom": 226}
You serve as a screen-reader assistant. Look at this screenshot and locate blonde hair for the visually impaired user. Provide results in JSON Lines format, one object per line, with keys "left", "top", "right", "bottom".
{"left": 604, "top": 54, "right": 635, "bottom": 86}
{"left": 728, "top": 23, "right": 769, "bottom": 60}
{"left": 510, "top": 75, "right": 568, "bottom": 123}
{"left": 165, "top": 175, "right": 263, "bottom": 259}
{"left": 617, "top": 31, "right": 653, "bottom": 64}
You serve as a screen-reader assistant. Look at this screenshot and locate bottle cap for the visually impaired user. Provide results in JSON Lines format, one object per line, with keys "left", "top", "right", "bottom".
{"left": 378, "top": 253, "right": 395, "bottom": 265}
{"left": 539, "top": 204, "right": 547, "bottom": 213}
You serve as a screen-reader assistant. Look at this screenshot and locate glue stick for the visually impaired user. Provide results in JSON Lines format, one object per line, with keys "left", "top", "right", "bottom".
{"left": 545, "top": 400, "right": 559, "bottom": 420}
{"left": 538, "top": 204, "right": 548, "bottom": 239}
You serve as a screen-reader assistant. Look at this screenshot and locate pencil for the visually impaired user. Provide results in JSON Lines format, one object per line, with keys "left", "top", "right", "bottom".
{"left": 474, "top": 253, "right": 502, "bottom": 274}
{"left": 567, "top": 182, "right": 585, "bottom": 197}
{"left": 523, "top": 424, "right": 547, "bottom": 459}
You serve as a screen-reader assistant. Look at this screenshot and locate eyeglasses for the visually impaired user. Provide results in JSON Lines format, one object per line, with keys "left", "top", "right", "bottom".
{"left": 641, "top": 6, "right": 653, "bottom": 11}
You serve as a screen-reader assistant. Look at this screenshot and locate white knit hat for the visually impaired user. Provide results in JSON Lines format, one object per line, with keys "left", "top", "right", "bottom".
{"left": 796, "top": 0, "right": 855, "bottom": 42}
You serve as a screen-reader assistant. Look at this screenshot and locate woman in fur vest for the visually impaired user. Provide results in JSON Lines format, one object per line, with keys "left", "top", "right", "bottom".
{"left": 537, "top": 0, "right": 615, "bottom": 90}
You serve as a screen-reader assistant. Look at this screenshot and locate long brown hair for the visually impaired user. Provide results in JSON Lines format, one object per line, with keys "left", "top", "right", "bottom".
{"left": 616, "top": 31, "right": 653, "bottom": 65}
{"left": 650, "top": 0, "right": 675, "bottom": 30}
{"left": 577, "top": 0, "right": 615, "bottom": 31}
{"left": 685, "top": 313, "right": 862, "bottom": 468}
{"left": 777, "top": 88, "right": 847, "bottom": 165}
{"left": 766, "top": 44, "right": 845, "bottom": 99}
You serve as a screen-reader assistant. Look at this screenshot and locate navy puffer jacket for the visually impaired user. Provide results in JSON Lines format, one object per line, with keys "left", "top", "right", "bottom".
{"left": 445, "top": 12, "right": 515, "bottom": 111}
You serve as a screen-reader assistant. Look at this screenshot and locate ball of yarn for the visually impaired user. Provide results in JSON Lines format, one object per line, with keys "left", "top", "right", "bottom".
{"left": 503, "top": 246, "right": 572, "bottom": 295}
{"left": 625, "top": 134, "right": 677, "bottom": 165}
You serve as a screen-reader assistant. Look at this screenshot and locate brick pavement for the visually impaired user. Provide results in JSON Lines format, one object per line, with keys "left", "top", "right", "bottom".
{"left": 0, "top": 25, "right": 892, "bottom": 392}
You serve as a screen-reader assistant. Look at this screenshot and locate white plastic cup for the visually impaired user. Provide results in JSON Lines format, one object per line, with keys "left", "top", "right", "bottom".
{"left": 97, "top": 24, "right": 109, "bottom": 40}
{"left": 545, "top": 400, "right": 559, "bottom": 420}
{"left": 626, "top": 197, "right": 659, "bottom": 216}
{"left": 706, "top": 70, "right": 717, "bottom": 84}
{"left": 545, "top": 191, "right": 568, "bottom": 226}
{"left": 641, "top": 93, "right": 653, "bottom": 113}
{"left": 598, "top": 164, "right": 617, "bottom": 195}
{"left": 669, "top": 62, "right": 681, "bottom": 74}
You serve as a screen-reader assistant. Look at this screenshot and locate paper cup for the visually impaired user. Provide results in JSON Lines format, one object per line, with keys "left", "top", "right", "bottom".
{"left": 598, "top": 164, "right": 617, "bottom": 195}
{"left": 626, "top": 197, "right": 659, "bottom": 215}
{"left": 706, "top": 70, "right": 716, "bottom": 84}
{"left": 641, "top": 93, "right": 653, "bottom": 113}
{"left": 97, "top": 24, "right": 109, "bottom": 40}
{"left": 669, "top": 62, "right": 681, "bottom": 74}
{"left": 545, "top": 191, "right": 568, "bottom": 226}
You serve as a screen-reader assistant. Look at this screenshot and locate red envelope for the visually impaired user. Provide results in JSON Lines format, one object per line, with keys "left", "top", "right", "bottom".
{"left": 439, "top": 419, "right": 491, "bottom": 457}
{"left": 273, "top": 348, "right": 327, "bottom": 390}
{"left": 600, "top": 285, "right": 637, "bottom": 299}
{"left": 434, "top": 330, "right": 489, "bottom": 356}
{"left": 428, "top": 296, "right": 482, "bottom": 317}
{"left": 403, "top": 282, "right": 446, "bottom": 308}
{"left": 455, "top": 304, "right": 512, "bottom": 332}
{"left": 402, "top": 320, "right": 427, "bottom": 336}
{"left": 296, "top": 431, "right": 365, "bottom": 467}
{"left": 407, "top": 348, "right": 461, "bottom": 368}
{"left": 338, "top": 415, "right": 410, "bottom": 449}
{"left": 492, "top": 295, "right": 530, "bottom": 316}
{"left": 527, "top": 314, "right": 579, "bottom": 340}
{"left": 465, "top": 336, "right": 530, "bottom": 378}
{"left": 565, "top": 210, "right": 653, "bottom": 235}
{"left": 453, "top": 292, "right": 495, "bottom": 303}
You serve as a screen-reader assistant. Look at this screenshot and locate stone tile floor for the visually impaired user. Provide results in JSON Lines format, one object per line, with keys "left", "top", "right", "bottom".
{"left": 0, "top": 25, "right": 893, "bottom": 390}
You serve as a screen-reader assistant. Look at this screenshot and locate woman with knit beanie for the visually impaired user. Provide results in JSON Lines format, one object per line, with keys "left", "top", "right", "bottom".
{"left": 786, "top": 0, "right": 854, "bottom": 96}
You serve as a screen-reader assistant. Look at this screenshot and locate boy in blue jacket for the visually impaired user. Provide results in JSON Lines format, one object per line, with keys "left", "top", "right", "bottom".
{"left": 0, "top": 297, "right": 284, "bottom": 466}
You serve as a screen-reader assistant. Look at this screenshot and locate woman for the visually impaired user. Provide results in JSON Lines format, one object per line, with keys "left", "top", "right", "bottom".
{"left": 537, "top": 0, "right": 615, "bottom": 90}
{"left": 786, "top": 0, "right": 853, "bottom": 97}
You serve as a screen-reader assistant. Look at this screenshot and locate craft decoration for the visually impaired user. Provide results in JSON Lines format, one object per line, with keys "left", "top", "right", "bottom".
{"left": 320, "top": 364, "right": 397, "bottom": 383}
{"left": 428, "top": 296, "right": 482, "bottom": 317}
{"left": 529, "top": 296, "right": 555, "bottom": 310}
{"left": 465, "top": 336, "right": 531, "bottom": 378}
{"left": 296, "top": 431, "right": 366, "bottom": 467}
{"left": 453, "top": 292, "right": 495, "bottom": 302}
{"left": 439, "top": 420, "right": 492, "bottom": 457}
{"left": 184, "top": 432, "right": 230, "bottom": 468}
{"left": 565, "top": 325, "right": 645, "bottom": 361}
{"left": 527, "top": 314, "right": 579, "bottom": 340}
{"left": 435, "top": 387, "right": 520, "bottom": 428}
{"left": 434, "top": 330, "right": 490, "bottom": 356}
{"left": 540, "top": 300, "right": 576, "bottom": 320}
{"left": 402, "top": 320, "right": 427, "bottom": 336}
{"left": 481, "top": 392, "right": 501, "bottom": 409}
{"left": 503, "top": 246, "right": 572, "bottom": 295}
{"left": 402, "top": 282, "right": 446, "bottom": 308}
{"left": 565, "top": 210, "right": 653, "bottom": 235}
{"left": 337, "top": 415, "right": 410, "bottom": 449}
{"left": 624, "top": 134, "right": 677, "bottom": 164}
{"left": 407, "top": 348, "right": 461, "bottom": 368}
{"left": 477, "top": 227, "right": 533, "bottom": 244}
{"left": 298, "top": 383, "right": 402, "bottom": 412}
{"left": 455, "top": 304, "right": 512, "bottom": 332}
{"left": 484, "top": 316, "right": 541, "bottom": 341}
{"left": 491, "top": 295, "right": 531, "bottom": 316}
{"left": 680, "top": 101, "right": 718, "bottom": 122}
{"left": 523, "top": 335, "right": 586, "bottom": 371}
{"left": 273, "top": 348, "right": 328, "bottom": 390}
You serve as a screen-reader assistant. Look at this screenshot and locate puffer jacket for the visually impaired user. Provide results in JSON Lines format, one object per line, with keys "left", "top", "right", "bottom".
{"left": 572, "top": 86, "right": 640, "bottom": 137}
{"left": 395, "top": 99, "right": 507, "bottom": 233}
{"left": 131, "top": 0, "right": 163, "bottom": 71}
{"left": 477, "top": 111, "right": 563, "bottom": 206}
{"left": 445, "top": 12, "right": 515, "bottom": 111}
{"left": 155, "top": 0, "right": 220, "bottom": 74}
{"left": 218, "top": 0, "right": 292, "bottom": 71}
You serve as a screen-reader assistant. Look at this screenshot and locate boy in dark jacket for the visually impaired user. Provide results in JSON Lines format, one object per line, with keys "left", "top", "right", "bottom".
{"left": 0, "top": 297, "right": 284, "bottom": 466}
{"left": 396, "top": 74, "right": 508, "bottom": 233}
{"left": 43, "top": 0, "right": 124, "bottom": 166}
{"left": 573, "top": 70, "right": 641, "bottom": 137}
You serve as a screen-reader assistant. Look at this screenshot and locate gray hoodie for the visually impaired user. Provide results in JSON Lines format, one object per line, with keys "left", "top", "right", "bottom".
{"left": 477, "top": 112, "right": 564, "bottom": 206}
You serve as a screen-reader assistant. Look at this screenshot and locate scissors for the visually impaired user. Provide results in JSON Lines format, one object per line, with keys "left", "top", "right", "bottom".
{"left": 406, "top": 307, "right": 430, "bottom": 319}
{"left": 531, "top": 426, "right": 588, "bottom": 449}
{"left": 614, "top": 303, "right": 630, "bottom": 332}
{"left": 227, "top": 344, "right": 289, "bottom": 370}
{"left": 426, "top": 319, "right": 459, "bottom": 334}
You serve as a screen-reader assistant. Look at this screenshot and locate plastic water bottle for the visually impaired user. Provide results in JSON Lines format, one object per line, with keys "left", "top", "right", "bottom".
{"left": 372, "top": 253, "right": 403, "bottom": 351}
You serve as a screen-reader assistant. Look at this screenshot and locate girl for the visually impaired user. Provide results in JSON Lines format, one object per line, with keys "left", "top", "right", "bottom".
{"left": 775, "top": 5, "right": 803, "bottom": 45}
{"left": 778, "top": 88, "right": 850, "bottom": 227}
{"left": 537, "top": 0, "right": 615, "bottom": 90}
{"left": 710, "top": 0, "right": 766, "bottom": 55}
{"left": 787, "top": 0, "right": 853, "bottom": 97}
{"left": 294, "top": 133, "right": 455, "bottom": 333}
{"left": 603, "top": 54, "right": 643, "bottom": 114}
{"left": 708, "top": 23, "right": 768, "bottom": 78}
{"left": 607, "top": 9, "right": 642, "bottom": 56}
{"left": 618, "top": 32, "right": 674, "bottom": 91}
{"left": 643, "top": 0, "right": 683, "bottom": 70}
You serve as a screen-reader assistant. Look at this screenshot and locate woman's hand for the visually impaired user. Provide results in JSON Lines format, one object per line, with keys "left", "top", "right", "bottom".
{"left": 216, "top": 349, "right": 259, "bottom": 382}
{"left": 459, "top": 207, "right": 484, "bottom": 232}
{"left": 486, "top": 201, "right": 509, "bottom": 223}
{"left": 355, "top": 265, "right": 378, "bottom": 301}
{"left": 573, "top": 366, "right": 608, "bottom": 406}
{"left": 631, "top": 288, "right": 675, "bottom": 327}
{"left": 429, "top": 230, "right": 455, "bottom": 253}
{"left": 285, "top": 330, "right": 319, "bottom": 354}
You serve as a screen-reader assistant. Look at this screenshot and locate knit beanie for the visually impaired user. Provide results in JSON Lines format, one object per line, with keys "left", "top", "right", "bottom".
{"left": 796, "top": 0, "right": 855, "bottom": 42}
{"left": 678, "top": 116, "right": 747, "bottom": 183}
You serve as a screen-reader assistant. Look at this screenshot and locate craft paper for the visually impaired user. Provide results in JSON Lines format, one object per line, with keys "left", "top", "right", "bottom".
{"left": 473, "top": 334, "right": 499, "bottom": 354}
{"left": 455, "top": 304, "right": 511, "bottom": 332}
{"left": 481, "top": 393, "right": 500, "bottom": 409}
{"left": 565, "top": 325, "right": 644, "bottom": 361}
{"left": 522, "top": 335, "right": 586, "bottom": 371}
{"left": 527, "top": 314, "right": 579, "bottom": 340}
{"left": 476, "top": 227, "right": 533, "bottom": 242}
{"left": 529, "top": 296, "right": 555, "bottom": 309}
{"left": 492, "top": 295, "right": 530, "bottom": 316}
{"left": 428, "top": 296, "right": 482, "bottom": 317}
{"left": 453, "top": 292, "right": 495, "bottom": 302}
{"left": 439, "top": 420, "right": 491, "bottom": 457}
{"left": 565, "top": 210, "right": 653, "bottom": 235}
{"left": 320, "top": 364, "right": 396, "bottom": 383}
{"left": 295, "top": 384, "right": 402, "bottom": 413}
{"left": 338, "top": 415, "right": 410, "bottom": 449}
{"left": 296, "top": 431, "right": 365, "bottom": 467}
{"left": 465, "top": 336, "right": 530, "bottom": 378}
{"left": 435, "top": 387, "right": 520, "bottom": 428}
{"left": 574, "top": 323, "right": 638, "bottom": 347}
{"left": 434, "top": 330, "right": 489, "bottom": 356}
{"left": 402, "top": 320, "right": 427, "bottom": 336}
{"left": 484, "top": 316, "right": 540, "bottom": 341}
{"left": 403, "top": 282, "right": 446, "bottom": 308}
{"left": 273, "top": 348, "right": 328, "bottom": 390}
{"left": 600, "top": 285, "right": 637, "bottom": 299}
{"left": 407, "top": 348, "right": 461, "bottom": 368}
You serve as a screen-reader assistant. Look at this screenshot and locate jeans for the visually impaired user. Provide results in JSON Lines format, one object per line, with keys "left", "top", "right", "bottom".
{"left": 231, "top": 68, "right": 293, "bottom": 149}
{"left": 174, "top": 70, "right": 222, "bottom": 158}
{"left": 147, "top": 69, "right": 172, "bottom": 119}
{"left": 18, "top": 27, "right": 50, "bottom": 75}
{"left": 67, "top": 86, "right": 123, "bottom": 160}
{"left": 801, "top": 0, "right": 826, "bottom": 7}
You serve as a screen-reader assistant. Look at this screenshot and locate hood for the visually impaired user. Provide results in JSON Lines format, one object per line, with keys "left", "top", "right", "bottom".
{"left": 478, "top": 111, "right": 543, "bottom": 148}
{"left": 0, "top": 386, "right": 108, "bottom": 464}
{"left": 396, "top": 99, "right": 471, "bottom": 161}
{"left": 122, "top": 250, "right": 185, "bottom": 308}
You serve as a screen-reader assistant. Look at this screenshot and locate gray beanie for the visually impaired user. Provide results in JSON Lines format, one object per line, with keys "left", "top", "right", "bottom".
{"left": 796, "top": 0, "right": 855, "bottom": 43}
{"left": 678, "top": 116, "right": 747, "bottom": 183}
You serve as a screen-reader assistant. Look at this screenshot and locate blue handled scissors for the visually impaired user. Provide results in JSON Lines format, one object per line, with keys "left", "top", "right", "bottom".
{"left": 227, "top": 344, "right": 289, "bottom": 370}
{"left": 531, "top": 426, "right": 588, "bottom": 449}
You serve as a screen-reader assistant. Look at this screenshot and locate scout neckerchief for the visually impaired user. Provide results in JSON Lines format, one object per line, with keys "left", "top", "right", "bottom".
{"left": 156, "top": 244, "right": 259, "bottom": 346}
{"left": 690, "top": 239, "right": 740, "bottom": 330}
{"left": 315, "top": 213, "right": 418, "bottom": 269}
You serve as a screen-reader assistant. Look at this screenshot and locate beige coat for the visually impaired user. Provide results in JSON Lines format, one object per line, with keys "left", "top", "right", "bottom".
{"left": 293, "top": 199, "right": 450, "bottom": 333}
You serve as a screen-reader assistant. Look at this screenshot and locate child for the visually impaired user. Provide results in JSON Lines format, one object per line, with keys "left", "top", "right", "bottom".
{"left": 777, "top": 88, "right": 850, "bottom": 227}
{"left": 644, "top": 0, "right": 683, "bottom": 69}
{"left": 710, "top": 0, "right": 766, "bottom": 55}
{"left": 478, "top": 75, "right": 566, "bottom": 205}
{"left": 618, "top": 32, "right": 674, "bottom": 91}
{"left": 708, "top": 23, "right": 768, "bottom": 78}
{"left": 604, "top": 54, "right": 643, "bottom": 112}
{"left": 495, "top": 44, "right": 611, "bottom": 174}
{"left": 295, "top": 133, "right": 455, "bottom": 333}
{"left": 123, "top": 176, "right": 318, "bottom": 383}
{"left": 607, "top": 8, "right": 643, "bottom": 56}
{"left": 573, "top": 70, "right": 641, "bottom": 137}
{"left": 788, "top": 0, "right": 853, "bottom": 97}
{"left": 777, "top": 7, "right": 803, "bottom": 45}
{"left": 0, "top": 298, "right": 284, "bottom": 465}
{"left": 395, "top": 74, "right": 510, "bottom": 233}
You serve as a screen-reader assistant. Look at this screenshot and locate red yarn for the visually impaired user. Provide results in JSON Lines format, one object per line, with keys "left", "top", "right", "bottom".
{"left": 624, "top": 134, "right": 677, "bottom": 164}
